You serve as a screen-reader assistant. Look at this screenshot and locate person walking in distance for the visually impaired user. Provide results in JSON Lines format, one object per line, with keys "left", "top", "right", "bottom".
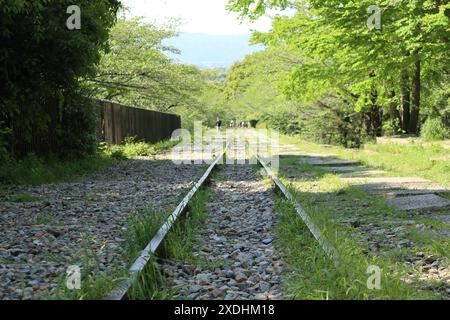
{"left": 216, "top": 118, "right": 222, "bottom": 132}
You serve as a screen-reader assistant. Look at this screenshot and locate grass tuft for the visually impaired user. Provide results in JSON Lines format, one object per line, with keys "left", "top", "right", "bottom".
{"left": 13, "top": 193, "right": 46, "bottom": 203}
{"left": 126, "top": 188, "right": 213, "bottom": 299}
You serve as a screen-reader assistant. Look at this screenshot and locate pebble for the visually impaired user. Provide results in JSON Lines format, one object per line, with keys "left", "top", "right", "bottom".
{"left": 235, "top": 273, "right": 248, "bottom": 283}
{"left": 166, "top": 142, "right": 285, "bottom": 300}
{"left": 189, "top": 285, "right": 203, "bottom": 293}
{"left": 0, "top": 150, "right": 209, "bottom": 299}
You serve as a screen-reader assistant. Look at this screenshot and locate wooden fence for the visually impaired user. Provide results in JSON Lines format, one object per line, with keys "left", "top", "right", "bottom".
{"left": 97, "top": 100, "right": 181, "bottom": 145}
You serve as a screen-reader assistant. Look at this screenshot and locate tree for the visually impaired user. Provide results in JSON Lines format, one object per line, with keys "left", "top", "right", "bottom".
{"left": 87, "top": 17, "right": 204, "bottom": 112}
{"left": 228, "top": 0, "right": 450, "bottom": 136}
{"left": 0, "top": 0, "right": 121, "bottom": 157}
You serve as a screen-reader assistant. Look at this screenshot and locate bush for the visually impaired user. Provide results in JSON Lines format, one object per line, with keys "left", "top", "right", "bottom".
{"left": 119, "top": 137, "right": 179, "bottom": 158}
{"left": 300, "top": 118, "right": 339, "bottom": 145}
{"left": 382, "top": 118, "right": 401, "bottom": 137}
{"left": 56, "top": 93, "right": 100, "bottom": 158}
{"left": 421, "top": 118, "right": 450, "bottom": 141}
{"left": 0, "top": 123, "right": 11, "bottom": 165}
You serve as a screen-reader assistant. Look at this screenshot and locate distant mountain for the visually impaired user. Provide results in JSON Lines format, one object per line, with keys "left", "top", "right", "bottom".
{"left": 164, "top": 33, "right": 264, "bottom": 69}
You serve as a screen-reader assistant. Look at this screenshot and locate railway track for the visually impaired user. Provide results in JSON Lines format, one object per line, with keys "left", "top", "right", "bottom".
{"left": 106, "top": 132, "right": 340, "bottom": 300}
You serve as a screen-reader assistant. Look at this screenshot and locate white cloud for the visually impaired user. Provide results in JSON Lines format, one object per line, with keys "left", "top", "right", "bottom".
{"left": 121, "top": 0, "right": 273, "bottom": 35}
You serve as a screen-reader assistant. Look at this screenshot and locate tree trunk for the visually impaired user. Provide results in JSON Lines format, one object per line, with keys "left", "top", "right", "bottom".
{"left": 373, "top": 107, "right": 383, "bottom": 137}
{"left": 400, "top": 69, "right": 410, "bottom": 133}
{"left": 409, "top": 58, "right": 421, "bottom": 134}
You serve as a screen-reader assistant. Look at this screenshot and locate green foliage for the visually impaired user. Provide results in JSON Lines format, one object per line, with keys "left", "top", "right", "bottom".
{"left": 126, "top": 188, "right": 212, "bottom": 299}
{"left": 56, "top": 92, "right": 100, "bottom": 157}
{"left": 0, "top": 151, "right": 118, "bottom": 185}
{"left": 124, "top": 209, "right": 168, "bottom": 262}
{"left": 165, "top": 189, "right": 211, "bottom": 263}
{"left": 0, "top": 0, "right": 121, "bottom": 158}
{"left": 299, "top": 118, "right": 343, "bottom": 146}
{"left": 13, "top": 194, "right": 46, "bottom": 203}
{"left": 106, "top": 137, "right": 179, "bottom": 159}
{"left": 54, "top": 235, "right": 126, "bottom": 300}
{"left": 227, "top": 0, "right": 288, "bottom": 19}
{"left": 227, "top": 0, "right": 450, "bottom": 139}
{"left": 274, "top": 154, "right": 448, "bottom": 299}
{"left": 382, "top": 118, "right": 402, "bottom": 137}
{"left": 421, "top": 117, "right": 450, "bottom": 141}
{"left": 0, "top": 138, "right": 177, "bottom": 186}
{"left": 281, "top": 134, "right": 450, "bottom": 187}
{"left": 90, "top": 17, "right": 203, "bottom": 113}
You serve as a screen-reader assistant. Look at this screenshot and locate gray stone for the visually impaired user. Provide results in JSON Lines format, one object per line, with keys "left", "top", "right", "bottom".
{"left": 340, "top": 170, "right": 386, "bottom": 178}
{"left": 210, "top": 288, "right": 225, "bottom": 298}
{"left": 321, "top": 166, "right": 367, "bottom": 172}
{"left": 189, "top": 285, "right": 203, "bottom": 293}
{"left": 182, "top": 265, "right": 195, "bottom": 275}
{"left": 387, "top": 194, "right": 450, "bottom": 211}
{"left": 301, "top": 158, "right": 360, "bottom": 166}
{"left": 368, "top": 189, "right": 449, "bottom": 197}
{"left": 225, "top": 270, "right": 235, "bottom": 278}
{"left": 196, "top": 273, "right": 210, "bottom": 285}
{"left": 259, "top": 282, "right": 270, "bottom": 292}
{"left": 235, "top": 272, "right": 248, "bottom": 283}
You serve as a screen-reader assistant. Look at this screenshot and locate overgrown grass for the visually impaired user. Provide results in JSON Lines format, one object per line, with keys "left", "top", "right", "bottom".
{"left": 53, "top": 235, "right": 128, "bottom": 300}
{"left": 0, "top": 138, "right": 179, "bottom": 186}
{"left": 0, "top": 152, "right": 118, "bottom": 186}
{"left": 107, "top": 137, "right": 179, "bottom": 159}
{"left": 271, "top": 156, "right": 448, "bottom": 300}
{"left": 12, "top": 193, "right": 46, "bottom": 203}
{"left": 280, "top": 135, "right": 450, "bottom": 187}
{"left": 421, "top": 118, "right": 450, "bottom": 141}
{"left": 50, "top": 209, "right": 170, "bottom": 300}
{"left": 274, "top": 197, "right": 431, "bottom": 299}
{"left": 124, "top": 209, "right": 169, "bottom": 262}
{"left": 165, "top": 188, "right": 211, "bottom": 262}
{"left": 127, "top": 188, "right": 213, "bottom": 300}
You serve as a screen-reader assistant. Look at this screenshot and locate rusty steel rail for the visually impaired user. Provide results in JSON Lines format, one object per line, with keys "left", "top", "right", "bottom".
{"left": 106, "top": 141, "right": 230, "bottom": 300}
{"left": 250, "top": 150, "right": 341, "bottom": 268}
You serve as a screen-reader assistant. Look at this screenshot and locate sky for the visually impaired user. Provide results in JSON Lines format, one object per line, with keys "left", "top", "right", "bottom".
{"left": 121, "top": 0, "right": 273, "bottom": 35}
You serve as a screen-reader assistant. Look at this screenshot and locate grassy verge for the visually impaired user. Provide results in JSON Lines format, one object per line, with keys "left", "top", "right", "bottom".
{"left": 0, "top": 152, "right": 118, "bottom": 186}
{"left": 280, "top": 135, "right": 450, "bottom": 187}
{"left": 270, "top": 156, "right": 449, "bottom": 300}
{"left": 0, "top": 138, "right": 179, "bottom": 186}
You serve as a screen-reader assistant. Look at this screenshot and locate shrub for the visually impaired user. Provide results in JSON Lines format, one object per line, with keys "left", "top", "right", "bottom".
{"left": 0, "top": 123, "right": 11, "bottom": 171}
{"left": 382, "top": 118, "right": 401, "bottom": 137}
{"left": 56, "top": 93, "right": 100, "bottom": 158}
{"left": 421, "top": 118, "right": 450, "bottom": 141}
{"left": 299, "top": 117, "right": 365, "bottom": 148}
